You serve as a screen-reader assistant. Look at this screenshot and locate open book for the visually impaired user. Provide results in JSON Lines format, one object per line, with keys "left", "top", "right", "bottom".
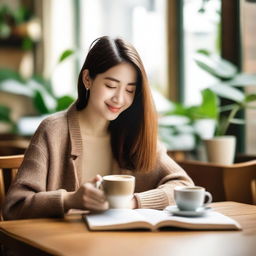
{"left": 84, "top": 208, "right": 241, "bottom": 231}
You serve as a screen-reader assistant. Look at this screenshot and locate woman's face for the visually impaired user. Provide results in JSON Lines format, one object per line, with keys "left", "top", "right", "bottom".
{"left": 84, "top": 62, "right": 137, "bottom": 121}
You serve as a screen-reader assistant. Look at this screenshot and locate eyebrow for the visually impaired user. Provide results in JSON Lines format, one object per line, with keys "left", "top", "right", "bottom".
{"left": 104, "top": 77, "right": 137, "bottom": 86}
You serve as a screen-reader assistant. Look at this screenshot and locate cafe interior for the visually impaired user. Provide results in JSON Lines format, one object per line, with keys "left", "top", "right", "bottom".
{"left": 0, "top": 0, "right": 255, "bottom": 255}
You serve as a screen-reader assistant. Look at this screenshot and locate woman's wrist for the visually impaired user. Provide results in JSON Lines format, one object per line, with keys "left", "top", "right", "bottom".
{"left": 63, "top": 191, "right": 75, "bottom": 212}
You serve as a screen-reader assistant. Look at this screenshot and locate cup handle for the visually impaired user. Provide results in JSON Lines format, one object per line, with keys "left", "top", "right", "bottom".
{"left": 203, "top": 191, "right": 212, "bottom": 207}
{"left": 95, "top": 180, "right": 103, "bottom": 190}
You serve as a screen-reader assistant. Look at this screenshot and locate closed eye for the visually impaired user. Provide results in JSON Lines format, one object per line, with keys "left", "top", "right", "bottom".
{"left": 105, "top": 84, "right": 116, "bottom": 89}
{"left": 126, "top": 89, "right": 135, "bottom": 94}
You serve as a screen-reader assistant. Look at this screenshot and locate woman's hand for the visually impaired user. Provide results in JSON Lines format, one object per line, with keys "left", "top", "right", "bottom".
{"left": 130, "top": 196, "right": 138, "bottom": 209}
{"left": 63, "top": 175, "right": 109, "bottom": 212}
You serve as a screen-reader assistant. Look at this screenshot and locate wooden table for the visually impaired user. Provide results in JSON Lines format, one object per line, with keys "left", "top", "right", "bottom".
{"left": 0, "top": 202, "right": 256, "bottom": 256}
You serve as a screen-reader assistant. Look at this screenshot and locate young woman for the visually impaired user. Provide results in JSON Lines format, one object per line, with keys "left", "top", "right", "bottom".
{"left": 3, "top": 36, "right": 193, "bottom": 220}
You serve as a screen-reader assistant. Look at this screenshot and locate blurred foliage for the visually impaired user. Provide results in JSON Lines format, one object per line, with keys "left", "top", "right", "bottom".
{"left": 194, "top": 51, "right": 256, "bottom": 136}
{"left": 0, "top": 4, "right": 36, "bottom": 50}
{"left": 0, "top": 49, "right": 76, "bottom": 132}
{"left": 159, "top": 89, "right": 218, "bottom": 150}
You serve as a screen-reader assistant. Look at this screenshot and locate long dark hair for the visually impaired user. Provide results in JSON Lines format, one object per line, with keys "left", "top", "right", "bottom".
{"left": 76, "top": 36, "right": 157, "bottom": 172}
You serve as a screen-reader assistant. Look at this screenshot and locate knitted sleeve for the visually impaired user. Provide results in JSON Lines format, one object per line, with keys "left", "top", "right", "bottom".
{"left": 2, "top": 120, "right": 66, "bottom": 220}
{"left": 134, "top": 142, "right": 194, "bottom": 210}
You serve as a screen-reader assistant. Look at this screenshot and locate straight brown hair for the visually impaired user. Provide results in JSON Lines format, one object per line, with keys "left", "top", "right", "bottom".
{"left": 76, "top": 36, "right": 158, "bottom": 172}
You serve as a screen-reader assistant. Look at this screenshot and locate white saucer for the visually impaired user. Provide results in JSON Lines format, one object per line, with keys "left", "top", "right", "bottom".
{"left": 164, "top": 205, "right": 212, "bottom": 217}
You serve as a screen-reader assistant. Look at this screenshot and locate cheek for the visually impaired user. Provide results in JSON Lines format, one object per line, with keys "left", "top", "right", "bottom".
{"left": 90, "top": 87, "right": 109, "bottom": 100}
{"left": 126, "top": 94, "right": 135, "bottom": 108}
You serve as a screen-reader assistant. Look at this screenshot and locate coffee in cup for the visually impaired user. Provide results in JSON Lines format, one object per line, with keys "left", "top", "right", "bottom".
{"left": 174, "top": 186, "right": 212, "bottom": 211}
{"left": 102, "top": 175, "right": 135, "bottom": 209}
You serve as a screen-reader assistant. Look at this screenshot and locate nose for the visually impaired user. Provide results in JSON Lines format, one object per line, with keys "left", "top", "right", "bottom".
{"left": 112, "top": 88, "right": 125, "bottom": 105}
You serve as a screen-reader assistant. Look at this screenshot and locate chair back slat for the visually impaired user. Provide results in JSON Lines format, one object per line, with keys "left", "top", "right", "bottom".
{"left": 0, "top": 155, "right": 24, "bottom": 168}
{"left": 179, "top": 160, "right": 256, "bottom": 205}
{"left": 224, "top": 163, "right": 256, "bottom": 204}
{"left": 0, "top": 168, "right": 5, "bottom": 207}
{"left": 251, "top": 179, "right": 256, "bottom": 205}
{"left": 0, "top": 155, "right": 24, "bottom": 213}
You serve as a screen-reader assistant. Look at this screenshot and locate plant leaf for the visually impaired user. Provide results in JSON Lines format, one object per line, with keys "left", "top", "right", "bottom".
{"left": 196, "top": 49, "right": 211, "bottom": 56}
{"left": 56, "top": 95, "right": 74, "bottom": 112}
{"left": 194, "top": 53, "right": 237, "bottom": 79}
{"left": 58, "top": 49, "right": 75, "bottom": 63}
{"left": 197, "top": 88, "right": 219, "bottom": 119}
{"left": 0, "top": 69, "right": 25, "bottom": 83}
{"left": 27, "top": 79, "right": 56, "bottom": 112}
{"left": 33, "top": 90, "right": 51, "bottom": 114}
{"left": 209, "top": 84, "right": 245, "bottom": 102}
{"left": 245, "top": 94, "right": 256, "bottom": 103}
{"left": 0, "top": 104, "right": 12, "bottom": 123}
{"left": 0, "top": 79, "right": 33, "bottom": 97}
{"left": 31, "top": 75, "right": 54, "bottom": 96}
{"left": 227, "top": 73, "right": 256, "bottom": 87}
{"left": 164, "top": 102, "right": 188, "bottom": 116}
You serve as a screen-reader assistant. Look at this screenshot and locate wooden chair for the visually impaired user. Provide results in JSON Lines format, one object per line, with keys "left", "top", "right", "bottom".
{"left": 178, "top": 160, "right": 256, "bottom": 205}
{"left": 0, "top": 155, "right": 24, "bottom": 210}
{"left": 0, "top": 140, "right": 28, "bottom": 156}
{"left": 252, "top": 179, "right": 256, "bottom": 205}
{"left": 235, "top": 154, "right": 256, "bottom": 163}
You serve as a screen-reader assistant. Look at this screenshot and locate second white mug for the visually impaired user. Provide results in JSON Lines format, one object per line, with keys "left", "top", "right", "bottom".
{"left": 174, "top": 186, "right": 212, "bottom": 211}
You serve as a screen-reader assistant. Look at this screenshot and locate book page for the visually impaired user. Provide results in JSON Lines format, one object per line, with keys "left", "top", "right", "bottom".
{"left": 135, "top": 209, "right": 172, "bottom": 226}
{"left": 85, "top": 209, "right": 241, "bottom": 231}
{"left": 86, "top": 209, "right": 151, "bottom": 230}
{"left": 135, "top": 209, "right": 241, "bottom": 230}
{"left": 164, "top": 211, "right": 241, "bottom": 229}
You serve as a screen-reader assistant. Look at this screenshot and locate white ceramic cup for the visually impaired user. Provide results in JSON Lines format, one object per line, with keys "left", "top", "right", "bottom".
{"left": 101, "top": 175, "right": 135, "bottom": 209}
{"left": 174, "top": 186, "right": 212, "bottom": 211}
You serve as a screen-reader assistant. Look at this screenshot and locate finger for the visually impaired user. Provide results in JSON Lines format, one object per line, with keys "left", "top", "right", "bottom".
{"left": 90, "top": 174, "right": 103, "bottom": 184}
{"left": 84, "top": 183, "right": 106, "bottom": 203}
{"left": 83, "top": 196, "right": 109, "bottom": 211}
{"left": 95, "top": 174, "right": 103, "bottom": 182}
{"left": 88, "top": 175, "right": 103, "bottom": 190}
{"left": 91, "top": 201, "right": 109, "bottom": 211}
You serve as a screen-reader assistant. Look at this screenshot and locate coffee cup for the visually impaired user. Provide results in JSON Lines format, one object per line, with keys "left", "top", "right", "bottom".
{"left": 101, "top": 175, "right": 135, "bottom": 209}
{"left": 174, "top": 186, "right": 212, "bottom": 211}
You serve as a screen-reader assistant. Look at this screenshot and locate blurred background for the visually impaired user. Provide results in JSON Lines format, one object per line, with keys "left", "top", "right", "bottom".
{"left": 0, "top": 0, "right": 255, "bottom": 160}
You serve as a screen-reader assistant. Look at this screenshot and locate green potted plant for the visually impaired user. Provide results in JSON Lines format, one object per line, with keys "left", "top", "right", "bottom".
{"left": 158, "top": 88, "right": 218, "bottom": 154}
{"left": 0, "top": 49, "right": 75, "bottom": 135}
{"left": 194, "top": 51, "right": 256, "bottom": 164}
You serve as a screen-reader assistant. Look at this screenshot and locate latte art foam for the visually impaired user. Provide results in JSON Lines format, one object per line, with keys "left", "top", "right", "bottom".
{"left": 103, "top": 175, "right": 134, "bottom": 181}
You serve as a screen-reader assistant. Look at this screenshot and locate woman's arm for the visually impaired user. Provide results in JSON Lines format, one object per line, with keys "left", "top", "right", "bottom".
{"left": 2, "top": 117, "right": 108, "bottom": 220}
{"left": 2, "top": 141, "right": 65, "bottom": 219}
{"left": 133, "top": 142, "right": 194, "bottom": 210}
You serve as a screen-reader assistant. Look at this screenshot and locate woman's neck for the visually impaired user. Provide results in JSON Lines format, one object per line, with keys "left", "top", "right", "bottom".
{"left": 78, "top": 108, "right": 109, "bottom": 137}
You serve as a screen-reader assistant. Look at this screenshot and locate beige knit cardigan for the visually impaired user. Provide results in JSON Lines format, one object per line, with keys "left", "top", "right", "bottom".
{"left": 3, "top": 104, "right": 193, "bottom": 220}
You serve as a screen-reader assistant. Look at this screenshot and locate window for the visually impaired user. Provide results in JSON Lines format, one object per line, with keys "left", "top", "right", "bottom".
{"left": 41, "top": 0, "right": 76, "bottom": 97}
{"left": 182, "top": 0, "right": 221, "bottom": 105}
{"left": 241, "top": 0, "right": 256, "bottom": 153}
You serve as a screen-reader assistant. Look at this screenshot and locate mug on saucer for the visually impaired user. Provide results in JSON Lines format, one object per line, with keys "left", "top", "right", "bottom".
{"left": 174, "top": 186, "right": 212, "bottom": 211}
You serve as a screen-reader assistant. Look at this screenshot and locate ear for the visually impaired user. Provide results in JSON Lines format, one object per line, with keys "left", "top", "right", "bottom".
{"left": 82, "top": 69, "right": 91, "bottom": 89}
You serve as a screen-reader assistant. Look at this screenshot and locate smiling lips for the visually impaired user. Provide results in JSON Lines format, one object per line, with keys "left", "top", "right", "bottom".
{"left": 106, "top": 104, "right": 122, "bottom": 113}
